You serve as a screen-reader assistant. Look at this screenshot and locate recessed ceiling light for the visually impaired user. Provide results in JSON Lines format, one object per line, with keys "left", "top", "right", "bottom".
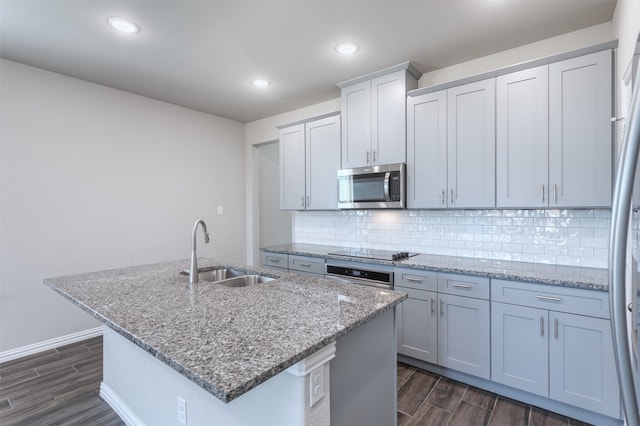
{"left": 252, "top": 79, "right": 271, "bottom": 88}
{"left": 107, "top": 17, "right": 140, "bottom": 34}
{"left": 335, "top": 42, "right": 359, "bottom": 55}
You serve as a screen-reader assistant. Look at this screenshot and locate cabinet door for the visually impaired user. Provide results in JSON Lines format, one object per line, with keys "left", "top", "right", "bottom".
{"left": 437, "top": 293, "right": 490, "bottom": 379}
{"left": 371, "top": 70, "right": 407, "bottom": 165}
{"left": 549, "top": 312, "right": 620, "bottom": 418}
{"left": 497, "top": 66, "right": 549, "bottom": 208}
{"left": 406, "top": 90, "right": 448, "bottom": 208}
{"left": 549, "top": 50, "right": 612, "bottom": 207}
{"left": 305, "top": 115, "right": 341, "bottom": 210}
{"left": 396, "top": 288, "right": 438, "bottom": 364}
{"left": 341, "top": 81, "right": 371, "bottom": 168}
{"left": 491, "top": 302, "right": 549, "bottom": 396}
{"left": 447, "top": 79, "right": 496, "bottom": 208}
{"left": 279, "top": 124, "right": 306, "bottom": 210}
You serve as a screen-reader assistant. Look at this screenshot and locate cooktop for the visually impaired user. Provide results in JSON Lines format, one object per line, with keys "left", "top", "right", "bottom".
{"left": 328, "top": 248, "right": 418, "bottom": 261}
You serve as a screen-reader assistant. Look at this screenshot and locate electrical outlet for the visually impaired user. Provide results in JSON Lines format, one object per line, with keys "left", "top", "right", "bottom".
{"left": 177, "top": 396, "right": 187, "bottom": 425}
{"left": 309, "top": 366, "right": 324, "bottom": 407}
{"left": 217, "top": 205, "right": 224, "bottom": 215}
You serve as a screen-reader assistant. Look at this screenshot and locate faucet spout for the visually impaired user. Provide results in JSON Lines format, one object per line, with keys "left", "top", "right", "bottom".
{"left": 189, "top": 219, "right": 210, "bottom": 287}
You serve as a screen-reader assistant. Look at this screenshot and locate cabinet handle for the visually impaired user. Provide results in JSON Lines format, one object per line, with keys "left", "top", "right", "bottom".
{"left": 450, "top": 189, "right": 454, "bottom": 205}
{"left": 441, "top": 190, "right": 445, "bottom": 204}
{"left": 301, "top": 196, "right": 305, "bottom": 208}
{"left": 554, "top": 317, "right": 559, "bottom": 339}
{"left": 366, "top": 151, "right": 370, "bottom": 163}
{"left": 430, "top": 299, "right": 435, "bottom": 315}
{"left": 536, "top": 295, "right": 562, "bottom": 302}
{"left": 270, "top": 258, "right": 281, "bottom": 263}
{"left": 553, "top": 183, "right": 558, "bottom": 203}
{"left": 541, "top": 184, "right": 545, "bottom": 203}
{"left": 540, "top": 316, "right": 545, "bottom": 337}
{"left": 306, "top": 195, "right": 310, "bottom": 207}
{"left": 299, "top": 263, "right": 312, "bottom": 267}
{"left": 405, "top": 277, "right": 424, "bottom": 283}
{"left": 451, "top": 283, "right": 472, "bottom": 289}
{"left": 373, "top": 150, "right": 377, "bottom": 163}
{"left": 440, "top": 300, "right": 444, "bottom": 317}
{"left": 629, "top": 303, "right": 633, "bottom": 313}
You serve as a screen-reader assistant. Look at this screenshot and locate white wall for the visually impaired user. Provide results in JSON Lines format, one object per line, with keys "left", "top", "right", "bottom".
{"left": 418, "top": 22, "right": 614, "bottom": 88}
{"left": 0, "top": 59, "right": 246, "bottom": 353}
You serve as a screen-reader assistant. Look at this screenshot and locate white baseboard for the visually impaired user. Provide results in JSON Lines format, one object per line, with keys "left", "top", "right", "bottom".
{"left": 100, "top": 382, "right": 144, "bottom": 426}
{"left": 0, "top": 326, "right": 103, "bottom": 364}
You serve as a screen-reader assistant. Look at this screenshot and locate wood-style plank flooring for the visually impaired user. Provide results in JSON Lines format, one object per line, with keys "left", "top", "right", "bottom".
{"left": 397, "top": 362, "right": 593, "bottom": 426}
{"left": 0, "top": 336, "right": 124, "bottom": 425}
{"left": 1, "top": 337, "right": 593, "bottom": 425}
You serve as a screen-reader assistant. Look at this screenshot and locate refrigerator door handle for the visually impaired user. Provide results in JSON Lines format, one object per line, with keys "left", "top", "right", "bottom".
{"left": 610, "top": 64, "right": 640, "bottom": 426}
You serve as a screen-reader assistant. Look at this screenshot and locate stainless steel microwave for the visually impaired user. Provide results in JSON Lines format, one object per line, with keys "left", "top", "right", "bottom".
{"left": 337, "top": 163, "right": 406, "bottom": 209}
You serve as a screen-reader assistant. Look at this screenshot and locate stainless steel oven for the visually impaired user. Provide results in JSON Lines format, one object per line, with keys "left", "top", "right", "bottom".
{"left": 337, "top": 163, "right": 406, "bottom": 209}
{"left": 325, "top": 260, "right": 394, "bottom": 290}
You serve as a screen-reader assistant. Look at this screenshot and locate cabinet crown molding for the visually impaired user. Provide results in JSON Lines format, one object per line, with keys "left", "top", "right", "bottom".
{"left": 337, "top": 61, "right": 422, "bottom": 88}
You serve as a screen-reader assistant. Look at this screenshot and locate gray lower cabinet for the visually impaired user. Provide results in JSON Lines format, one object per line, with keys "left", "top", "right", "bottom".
{"left": 288, "top": 254, "right": 324, "bottom": 277}
{"left": 395, "top": 269, "right": 491, "bottom": 380}
{"left": 395, "top": 269, "right": 438, "bottom": 363}
{"left": 261, "top": 251, "right": 288, "bottom": 271}
{"left": 491, "top": 279, "right": 620, "bottom": 419}
{"left": 437, "top": 274, "right": 491, "bottom": 380}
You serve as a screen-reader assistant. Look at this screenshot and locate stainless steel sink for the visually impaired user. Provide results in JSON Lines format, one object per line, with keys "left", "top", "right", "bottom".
{"left": 180, "top": 267, "right": 275, "bottom": 287}
{"left": 215, "top": 274, "right": 273, "bottom": 287}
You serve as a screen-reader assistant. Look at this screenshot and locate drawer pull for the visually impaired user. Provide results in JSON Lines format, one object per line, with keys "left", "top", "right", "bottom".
{"left": 405, "top": 277, "right": 424, "bottom": 283}
{"left": 540, "top": 316, "right": 545, "bottom": 337}
{"left": 440, "top": 300, "right": 444, "bottom": 317}
{"left": 536, "top": 295, "right": 561, "bottom": 302}
{"left": 299, "top": 263, "right": 312, "bottom": 267}
{"left": 451, "top": 283, "right": 472, "bottom": 289}
{"left": 430, "top": 299, "right": 435, "bottom": 315}
{"left": 554, "top": 317, "right": 559, "bottom": 339}
{"left": 269, "top": 258, "right": 281, "bottom": 263}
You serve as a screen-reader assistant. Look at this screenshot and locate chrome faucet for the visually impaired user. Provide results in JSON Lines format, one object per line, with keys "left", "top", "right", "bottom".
{"left": 189, "top": 219, "right": 210, "bottom": 287}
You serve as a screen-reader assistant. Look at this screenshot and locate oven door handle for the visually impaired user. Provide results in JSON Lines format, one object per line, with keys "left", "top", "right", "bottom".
{"left": 324, "top": 273, "right": 392, "bottom": 290}
{"left": 383, "top": 172, "right": 392, "bottom": 202}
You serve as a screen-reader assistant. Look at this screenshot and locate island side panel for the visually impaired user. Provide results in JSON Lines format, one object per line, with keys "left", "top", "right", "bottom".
{"left": 101, "top": 326, "right": 314, "bottom": 426}
{"left": 330, "top": 308, "right": 397, "bottom": 426}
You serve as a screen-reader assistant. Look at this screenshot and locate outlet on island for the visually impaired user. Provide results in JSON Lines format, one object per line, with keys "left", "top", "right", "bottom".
{"left": 177, "top": 396, "right": 187, "bottom": 425}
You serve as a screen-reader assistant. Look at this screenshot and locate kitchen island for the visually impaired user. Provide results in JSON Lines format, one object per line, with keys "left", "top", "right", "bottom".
{"left": 45, "top": 258, "right": 406, "bottom": 426}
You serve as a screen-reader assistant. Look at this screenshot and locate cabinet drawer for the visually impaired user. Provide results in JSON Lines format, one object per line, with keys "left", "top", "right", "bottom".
{"left": 438, "top": 273, "right": 490, "bottom": 300}
{"left": 261, "top": 252, "right": 288, "bottom": 270}
{"left": 288, "top": 255, "right": 324, "bottom": 275}
{"left": 492, "top": 279, "right": 610, "bottom": 319}
{"left": 395, "top": 268, "right": 438, "bottom": 292}
{"left": 395, "top": 285, "right": 435, "bottom": 302}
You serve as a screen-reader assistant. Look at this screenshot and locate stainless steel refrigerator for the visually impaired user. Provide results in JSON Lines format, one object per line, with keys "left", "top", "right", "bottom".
{"left": 609, "top": 50, "right": 640, "bottom": 425}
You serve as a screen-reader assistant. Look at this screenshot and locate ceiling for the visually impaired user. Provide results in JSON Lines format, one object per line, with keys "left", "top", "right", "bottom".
{"left": 0, "top": 0, "right": 617, "bottom": 123}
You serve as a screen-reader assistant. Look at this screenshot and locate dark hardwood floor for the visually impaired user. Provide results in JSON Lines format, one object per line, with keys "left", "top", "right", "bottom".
{"left": 1, "top": 337, "right": 593, "bottom": 425}
{"left": 397, "top": 362, "right": 592, "bottom": 426}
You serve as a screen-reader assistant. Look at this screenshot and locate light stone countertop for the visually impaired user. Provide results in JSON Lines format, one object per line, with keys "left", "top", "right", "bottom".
{"left": 262, "top": 243, "right": 609, "bottom": 291}
{"left": 44, "top": 258, "right": 406, "bottom": 403}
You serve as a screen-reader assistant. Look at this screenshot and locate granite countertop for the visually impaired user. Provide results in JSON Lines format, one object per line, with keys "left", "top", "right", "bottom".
{"left": 44, "top": 258, "right": 406, "bottom": 403}
{"left": 262, "top": 244, "right": 609, "bottom": 291}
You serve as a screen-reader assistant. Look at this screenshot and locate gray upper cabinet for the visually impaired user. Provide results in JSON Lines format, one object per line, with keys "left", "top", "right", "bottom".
{"left": 407, "top": 79, "right": 495, "bottom": 209}
{"left": 447, "top": 79, "right": 496, "bottom": 208}
{"left": 548, "top": 49, "right": 612, "bottom": 207}
{"left": 406, "top": 90, "right": 447, "bottom": 208}
{"left": 279, "top": 123, "right": 306, "bottom": 210}
{"left": 339, "top": 63, "right": 420, "bottom": 168}
{"left": 279, "top": 113, "right": 341, "bottom": 210}
{"left": 496, "top": 66, "right": 549, "bottom": 208}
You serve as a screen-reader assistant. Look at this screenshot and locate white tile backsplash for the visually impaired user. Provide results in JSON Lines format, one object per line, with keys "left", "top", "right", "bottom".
{"left": 293, "top": 209, "right": 611, "bottom": 269}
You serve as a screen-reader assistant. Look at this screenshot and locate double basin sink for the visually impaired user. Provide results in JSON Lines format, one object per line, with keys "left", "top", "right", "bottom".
{"left": 180, "top": 267, "right": 276, "bottom": 287}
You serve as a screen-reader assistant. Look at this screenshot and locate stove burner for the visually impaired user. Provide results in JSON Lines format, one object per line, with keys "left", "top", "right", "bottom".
{"left": 328, "top": 248, "right": 417, "bottom": 261}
